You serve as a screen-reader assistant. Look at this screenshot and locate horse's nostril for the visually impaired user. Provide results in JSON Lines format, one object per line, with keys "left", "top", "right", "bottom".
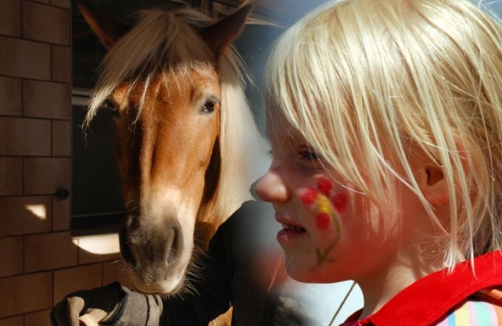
{"left": 119, "top": 226, "right": 137, "bottom": 267}
{"left": 119, "top": 217, "right": 185, "bottom": 277}
{"left": 164, "top": 225, "right": 182, "bottom": 265}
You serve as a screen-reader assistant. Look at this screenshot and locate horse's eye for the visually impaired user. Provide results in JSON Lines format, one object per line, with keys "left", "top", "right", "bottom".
{"left": 202, "top": 102, "right": 215, "bottom": 114}
{"left": 104, "top": 99, "right": 120, "bottom": 117}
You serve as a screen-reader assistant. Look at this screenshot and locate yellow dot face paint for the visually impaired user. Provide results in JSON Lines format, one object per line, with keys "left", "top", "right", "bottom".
{"left": 317, "top": 196, "right": 332, "bottom": 214}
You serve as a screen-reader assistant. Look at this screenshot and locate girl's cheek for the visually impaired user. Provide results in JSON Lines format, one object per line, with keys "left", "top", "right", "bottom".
{"left": 297, "top": 177, "right": 348, "bottom": 267}
{"left": 298, "top": 177, "right": 349, "bottom": 231}
{"left": 332, "top": 193, "right": 348, "bottom": 214}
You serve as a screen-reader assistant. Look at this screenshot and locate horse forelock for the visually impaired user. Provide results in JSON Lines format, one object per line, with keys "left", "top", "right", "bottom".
{"left": 84, "top": 7, "right": 217, "bottom": 128}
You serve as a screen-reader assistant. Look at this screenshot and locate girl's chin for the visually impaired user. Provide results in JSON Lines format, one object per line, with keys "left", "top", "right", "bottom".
{"left": 286, "top": 263, "right": 345, "bottom": 284}
{"left": 282, "top": 253, "right": 320, "bottom": 281}
{"left": 285, "top": 265, "right": 329, "bottom": 283}
{"left": 282, "top": 248, "right": 343, "bottom": 283}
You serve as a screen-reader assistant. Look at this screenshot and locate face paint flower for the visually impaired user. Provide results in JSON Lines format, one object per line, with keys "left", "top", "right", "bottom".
{"left": 297, "top": 177, "right": 347, "bottom": 267}
{"left": 299, "top": 187, "right": 318, "bottom": 205}
{"left": 317, "top": 178, "right": 334, "bottom": 196}
{"left": 315, "top": 212, "right": 331, "bottom": 230}
{"left": 317, "top": 195, "right": 332, "bottom": 215}
{"left": 300, "top": 181, "right": 344, "bottom": 232}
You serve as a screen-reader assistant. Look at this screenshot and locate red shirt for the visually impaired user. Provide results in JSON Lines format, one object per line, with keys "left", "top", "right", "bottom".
{"left": 342, "top": 250, "right": 502, "bottom": 326}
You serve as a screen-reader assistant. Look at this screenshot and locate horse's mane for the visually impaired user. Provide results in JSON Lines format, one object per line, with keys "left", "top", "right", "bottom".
{"left": 84, "top": 6, "right": 269, "bottom": 234}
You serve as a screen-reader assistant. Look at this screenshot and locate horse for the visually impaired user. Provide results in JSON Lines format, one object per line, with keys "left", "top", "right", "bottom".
{"left": 78, "top": 2, "right": 268, "bottom": 301}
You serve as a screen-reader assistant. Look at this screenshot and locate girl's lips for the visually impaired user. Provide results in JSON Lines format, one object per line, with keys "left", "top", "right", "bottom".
{"left": 275, "top": 215, "right": 305, "bottom": 231}
{"left": 277, "top": 227, "right": 308, "bottom": 243}
{"left": 281, "top": 224, "right": 305, "bottom": 232}
{"left": 275, "top": 216, "right": 308, "bottom": 242}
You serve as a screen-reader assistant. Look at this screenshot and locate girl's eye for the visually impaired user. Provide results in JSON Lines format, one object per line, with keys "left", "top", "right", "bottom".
{"left": 298, "top": 147, "right": 320, "bottom": 161}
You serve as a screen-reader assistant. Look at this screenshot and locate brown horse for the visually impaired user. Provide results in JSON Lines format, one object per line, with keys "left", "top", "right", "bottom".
{"left": 79, "top": 2, "right": 268, "bottom": 296}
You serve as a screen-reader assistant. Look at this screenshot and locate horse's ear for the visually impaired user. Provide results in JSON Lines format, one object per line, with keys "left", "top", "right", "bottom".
{"left": 77, "top": 3, "right": 129, "bottom": 51}
{"left": 200, "top": 4, "right": 254, "bottom": 56}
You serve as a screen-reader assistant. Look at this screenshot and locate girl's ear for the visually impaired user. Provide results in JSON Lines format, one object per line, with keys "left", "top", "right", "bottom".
{"left": 418, "top": 165, "right": 449, "bottom": 206}
{"left": 416, "top": 141, "right": 470, "bottom": 206}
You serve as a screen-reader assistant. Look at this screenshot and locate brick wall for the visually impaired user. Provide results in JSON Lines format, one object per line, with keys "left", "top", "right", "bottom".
{"left": 0, "top": 1, "right": 127, "bottom": 324}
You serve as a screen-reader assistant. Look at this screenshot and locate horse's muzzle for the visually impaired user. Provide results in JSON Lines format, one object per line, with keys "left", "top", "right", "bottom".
{"left": 118, "top": 217, "right": 188, "bottom": 294}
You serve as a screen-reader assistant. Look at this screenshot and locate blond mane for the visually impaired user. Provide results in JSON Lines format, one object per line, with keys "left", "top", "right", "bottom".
{"left": 84, "top": 7, "right": 268, "bottom": 229}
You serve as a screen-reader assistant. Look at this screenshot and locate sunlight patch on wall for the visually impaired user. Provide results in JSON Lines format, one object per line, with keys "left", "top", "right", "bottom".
{"left": 25, "top": 204, "right": 47, "bottom": 220}
{"left": 72, "top": 233, "right": 120, "bottom": 255}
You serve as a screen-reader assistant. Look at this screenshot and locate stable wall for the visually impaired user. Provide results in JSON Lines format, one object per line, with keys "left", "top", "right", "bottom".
{"left": 0, "top": 1, "right": 126, "bottom": 324}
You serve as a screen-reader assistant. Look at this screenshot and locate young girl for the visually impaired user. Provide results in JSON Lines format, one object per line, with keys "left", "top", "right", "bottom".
{"left": 255, "top": 0, "right": 502, "bottom": 324}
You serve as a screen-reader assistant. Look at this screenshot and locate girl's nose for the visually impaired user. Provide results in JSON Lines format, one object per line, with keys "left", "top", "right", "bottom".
{"left": 254, "top": 169, "right": 289, "bottom": 203}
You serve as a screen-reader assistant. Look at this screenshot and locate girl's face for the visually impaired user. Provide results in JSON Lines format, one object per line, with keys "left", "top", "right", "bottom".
{"left": 255, "top": 109, "right": 414, "bottom": 284}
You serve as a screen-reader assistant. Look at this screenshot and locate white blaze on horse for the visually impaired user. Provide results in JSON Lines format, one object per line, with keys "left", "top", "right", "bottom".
{"left": 79, "top": 3, "right": 268, "bottom": 295}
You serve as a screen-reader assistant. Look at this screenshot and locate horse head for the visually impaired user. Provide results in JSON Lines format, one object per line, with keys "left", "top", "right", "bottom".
{"left": 79, "top": 3, "right": 265, "bottom": 294}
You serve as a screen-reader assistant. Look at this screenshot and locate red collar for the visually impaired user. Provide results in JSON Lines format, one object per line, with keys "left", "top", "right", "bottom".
{"left": 344, "top": 251, "right": 502, "bottom": 325}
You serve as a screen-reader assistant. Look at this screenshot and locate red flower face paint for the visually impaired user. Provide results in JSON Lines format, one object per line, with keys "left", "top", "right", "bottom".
{"left": 297, "top": 177, "right": 348, "bottom": 267}
{"left": 317, "top": 178, "right": 333, "bottom": 196}
{"left": 299, "top": 187, "right": 318, "bottom": 205}
{"left": 315, "top": 212, "right": 331, "bottom": 230}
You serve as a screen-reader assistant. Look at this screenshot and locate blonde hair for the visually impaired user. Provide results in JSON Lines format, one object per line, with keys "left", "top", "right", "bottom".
{"left": 267, "top": 0, "right": 502, "bottom": 266}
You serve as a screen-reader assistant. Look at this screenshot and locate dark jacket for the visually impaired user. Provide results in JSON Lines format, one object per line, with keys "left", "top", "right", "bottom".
{"left": 101, "top": 200, "right": 312, "bottom": 326}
